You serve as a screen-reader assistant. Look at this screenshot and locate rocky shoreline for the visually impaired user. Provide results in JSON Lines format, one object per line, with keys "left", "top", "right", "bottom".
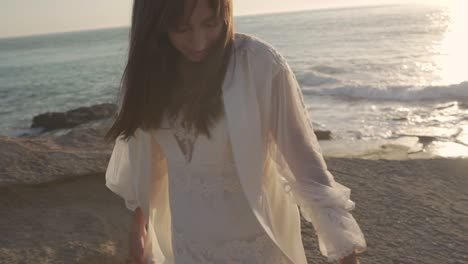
{"left": 9, "top": 103, "right": 468, "bottom": 160}
{"left": 0, "top": 104, "right": 467, "bottom": 263}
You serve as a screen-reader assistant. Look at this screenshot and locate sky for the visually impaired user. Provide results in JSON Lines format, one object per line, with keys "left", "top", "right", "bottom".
{"left": 0, "top": 0, "right": 446, "bottom": 38}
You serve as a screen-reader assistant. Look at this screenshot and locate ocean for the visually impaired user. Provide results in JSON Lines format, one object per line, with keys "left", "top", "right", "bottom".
{"left": 1, "top": 3, "right": 467, "bottom": 157}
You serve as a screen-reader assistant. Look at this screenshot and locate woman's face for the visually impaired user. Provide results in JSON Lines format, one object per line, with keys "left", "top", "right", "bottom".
{"left": 168, "top": 0, "right": 224, "bottom": 62}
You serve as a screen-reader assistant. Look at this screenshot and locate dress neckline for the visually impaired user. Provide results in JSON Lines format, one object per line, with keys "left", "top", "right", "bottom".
{"left": 168, "top": 115, "right": 200, "bottom": 165}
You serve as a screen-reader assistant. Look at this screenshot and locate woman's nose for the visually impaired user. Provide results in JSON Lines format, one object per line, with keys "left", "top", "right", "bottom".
{"left": 191, "top": 31, "right": 207, "bottom": 51}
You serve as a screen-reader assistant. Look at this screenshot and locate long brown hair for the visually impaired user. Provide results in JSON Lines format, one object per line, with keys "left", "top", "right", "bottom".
{"left": 104, "top": 0, "right": 234, "bottom": 143}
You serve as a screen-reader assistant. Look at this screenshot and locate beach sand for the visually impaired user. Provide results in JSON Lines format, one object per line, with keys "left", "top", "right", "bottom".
{"left": 1, "top": 157, "right": 467, "bottom": 264}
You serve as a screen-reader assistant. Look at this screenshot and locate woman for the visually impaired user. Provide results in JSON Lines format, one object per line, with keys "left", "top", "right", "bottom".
{"left": 104, "top": 0, "right": 367, "bottom": 263}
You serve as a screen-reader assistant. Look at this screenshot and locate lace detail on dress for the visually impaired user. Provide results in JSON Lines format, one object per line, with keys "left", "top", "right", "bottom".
{"left": 167, "top": 114, "right": 243, "bottom": 195}
{"left": 171, "top": 225, "right": 290, "bottom": 264}
{"left": 169, "top": 162, "right": 243, "bottom": 197}
{"left": 169, "top": 115, "right": 198, "bottom": 163}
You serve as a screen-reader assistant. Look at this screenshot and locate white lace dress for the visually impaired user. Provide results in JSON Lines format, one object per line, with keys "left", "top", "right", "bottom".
{"left": 153, "top": 113, "right": 292, "bottom": 264}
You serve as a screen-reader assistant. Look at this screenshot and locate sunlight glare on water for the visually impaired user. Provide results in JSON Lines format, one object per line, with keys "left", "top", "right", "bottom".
{"left": 430, "top": 1, "right": 468, "bottom": 85}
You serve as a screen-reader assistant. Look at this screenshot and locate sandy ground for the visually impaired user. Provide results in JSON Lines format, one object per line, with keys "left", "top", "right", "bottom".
{"left": 0, "top": 175, "right": 132, "bottom": 264}
{"left": 1, "top": 157, "right": 467, "bottom": 264}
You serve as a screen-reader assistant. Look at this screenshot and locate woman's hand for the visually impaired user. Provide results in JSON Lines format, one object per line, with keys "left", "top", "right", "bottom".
{"left": 129, "top": 207, "right": 147, "bottom": 264}
{"left": 338, "top": 251, "right": 360, "bottom": 264}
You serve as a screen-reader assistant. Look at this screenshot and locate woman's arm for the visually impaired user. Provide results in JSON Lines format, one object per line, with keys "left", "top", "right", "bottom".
{"left": 129, "top": 207, "right": 147, "bottom": 264}
{"left": 268, "top": 57, "right": 367, "bottom": 262}
{"left": 105, "top": 129, "right": 162, "bottom": 263}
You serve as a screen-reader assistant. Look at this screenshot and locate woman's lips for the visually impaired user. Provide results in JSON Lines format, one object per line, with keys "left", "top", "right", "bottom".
{"left": 191, "top": 50, "right": 207, "bottom": 58}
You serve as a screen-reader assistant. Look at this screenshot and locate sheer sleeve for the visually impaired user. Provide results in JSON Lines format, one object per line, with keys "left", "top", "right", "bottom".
{"left": 269, "top": 59, "right": 367, "bottom": 261}
{"left": 105, "top": 128, "right": 157, "bottom": 212}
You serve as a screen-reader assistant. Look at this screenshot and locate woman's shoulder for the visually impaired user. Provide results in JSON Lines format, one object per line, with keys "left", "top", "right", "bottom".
{"left": 233, "top": 32, "right": 288, "bottom": 71}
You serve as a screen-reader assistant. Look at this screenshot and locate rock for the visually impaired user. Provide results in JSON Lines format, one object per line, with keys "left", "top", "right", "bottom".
{"left": 417, "top": 135, "right": 436, "bottom": 146}
{"left": 31, "top": 103, "right": 117, "bottom": 133}
{"left": 314, "top": 130, "right": 332, "bottom": 140}
{"left": 51, "top": 119, "right": 115, "bottom": 149}
{"left": 0, "top": 119, "right": 114, "bottom": 186}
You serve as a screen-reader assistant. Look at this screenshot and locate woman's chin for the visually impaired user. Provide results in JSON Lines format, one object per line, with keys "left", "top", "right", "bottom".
{"left": 187, "top": 55, "right": 206, "bottom": 62}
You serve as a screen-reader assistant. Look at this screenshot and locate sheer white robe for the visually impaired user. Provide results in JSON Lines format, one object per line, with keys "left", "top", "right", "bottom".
{"left": 105, "top": 32, "right": 367, "bottom": 264}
